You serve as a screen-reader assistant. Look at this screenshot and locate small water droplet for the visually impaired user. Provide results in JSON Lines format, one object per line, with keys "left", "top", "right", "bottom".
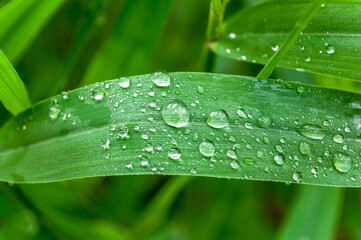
{"left": 230, "top": 160, "right": 240, "bottom": 169}
{"left": 145, "top": 143, "right": 153, "bottom": 152}
{"left": 226, "top": 149, "right": 237, "bottom": 159}
{"left": 162, "top": 100, "right": 190, "bottom": 128}
{"left": 190, "top": 168, "right": 197, "bottom": 174}
{"left": 326, "top": 45, "right": 335, "bottom": 54}
{"left": 333, "top": 134, "right": 344, "bottom": 143}
{"left": 168, "top": 148, "right": 181, "bottom": 160}
{"left": 197, "top": 86, "right": 204, "bottom": 94}
{"left": 199, "top": 140, "right": 216, "bottom": 157}
{"left": 297, "top": 124, "right": 325, "bottom": 140}
{"left": 150, "top": 71, "right": 170, "bottom": 87}
{"left": 101, "top": 139, "right": 110, "bottom": 150}
{"left": 228, "top": 32, "right": 236, "bottom": 39}
{"left": 237, "top": 109, "right": 247, "bottom": 118}
{"left": 207, "top": 110, "right": 229, "bottom": 129}
{"left": 93, "top": 89, "right": 105, "bottom": 101}
{"left": 49, "top": 107, "right": 60, "bottom": 120}
{"left": 304, "top": 56, "right": 311, "bottom": 62}
{"left": 257, "top": 116, "right": 272, "bottom": 128}
{"left": 274, "top": 154, "right": 285, "bottom": 165}
{"left": 299, "top": 142, "right": 311, "bottom": 155}
{"left": 244, "top": 158, "right": 254, "bottom": 165}
{"left": 333, "top": 152, "right": 352, "bottom": 173}
{"left": 272, "top": 45, "right": 279, "bottom": 52}
{"left": 119, "top": 77, "right": 130, "bottom": 88}
{"left": 296, "top": 86, "right": 305, "bottom": 93}
{"left": 292, "top": 172, "right": 303, "bottom": 182}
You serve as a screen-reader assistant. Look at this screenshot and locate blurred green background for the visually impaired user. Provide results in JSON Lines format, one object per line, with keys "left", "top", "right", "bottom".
{"left": 0, "top": 0, "right": 360, "bottom": 239}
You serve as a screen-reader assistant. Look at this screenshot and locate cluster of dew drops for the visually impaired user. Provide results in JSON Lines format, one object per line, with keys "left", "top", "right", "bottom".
{"left": 46, "top": 70, "right": 356, "bottom": 183}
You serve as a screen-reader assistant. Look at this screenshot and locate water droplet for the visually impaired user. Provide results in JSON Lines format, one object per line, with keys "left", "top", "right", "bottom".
{"left": 199, "top": 140, "right": 216, "bottom": 157}
{"left": 140, "top": 157, "right": 149, "bottom": 166}
{"left": 93, "top": 89, "right": 105, "bottom": 101}
{"left": 257, "top": 116, "right": 272, "bottom": 128}
{"left": 333, "top": 152, "right": 352, "bottom": 173}
{"left": 297, "top": 124, "right": 325, "bottom": 140}
{"left": 256, "top": 150, "right": 264, "bottom": 159}
{"left": 119, "top": 77, "right": 130, "bottom": 88}
{"left": 207, "top": 110, "right": 229, "bottom": 129}
{"left": 274, "top": 154, "right": 285, "bottom": 165}
{"left": 226, "top": 149, "right": 237, "bottom": 159}
{"left": 230, "top": 160, "right": 240, "bottom": 169}
{"left": 190, "top": 168, "right": 197, "bottom": 174}
{"left": 49, "top": 107, "right": 60, "bottom": 120}
{"left": 162, "top": 100, "right": 190, "bottom": 128}
{"left": 299, "top": 142, "right": 311, "bottom": 155}
{"left": 344, "top": 127, "right": 351, "bottom": 133}
{"left": 101, "top": 139, "right": 110, "bottom": 150}
{"left": 244, "top": 158, "right": 254, "bottom": 165}
{"left": 275, "top": 145, "right": 283, "bottom": 153}
{"left": 197, "top": 86, "right": 204, "bottom": 94}
{"left": 237, "top": 109, "right": 247, "bottom": 118}
{"left": 145, "top": 143, "right": 153, "bottom": 152}
{"left": 150, "top": 71, "right": 170, "bottom": 87}
{"left": 296, "top": 86, "right": 305, "bottom": 93}
{"left": 333, "top": 134, "right": 344, "bottom": 143}
{"left": 305, "top": 56, "right": 311, "bottom": 62}
{"left": 228, "top": 32, "right": 236, "bottom": 39}
{"left": 272, "top": 45, "right": 279, "bottom": 51}
{"left": 326, "top": 45, "right": 335, "bottom": 54}
{"left": 292, "top": 172, "right": 303, "bottom": 182}
{"left": 168, "top": 148, "right": 181, "bottom": 160}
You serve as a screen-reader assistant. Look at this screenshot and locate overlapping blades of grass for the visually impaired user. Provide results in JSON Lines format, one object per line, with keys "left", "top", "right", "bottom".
{"left": 1, "top": 73, "right": 361, "bottom": 186}
{"left": 210, "top": 0, "right": 361, "bottom": 81}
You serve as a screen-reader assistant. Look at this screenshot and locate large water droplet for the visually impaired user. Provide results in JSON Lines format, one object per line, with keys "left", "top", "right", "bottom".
{"left": 162, "top": 100, "right": 190, "bottom": 128}
{"left": 297, "top": 124, "right": 325, "bottom": 140}
{"left": 333, "top": 134, "right": 344, "bottom": 143}
{"left": 274, "top": 154, "right": 285, "bottom": 165}
{"left": 207, "top": 110, "right": 229, "bottom": 129}
{"left": 299, "top": 142, "right": 311, "bottom": 155}
{"left": 168, "top": 148, "right": 181, "bottom": 160}
{"left": 226, "top": 149, "right": 238, "bottom": 159}
{"left": 333, "top": 152, "right": 352, "bottom": 173}
{"left": 150, "top": 71, "right": 170, "bottom": 87}
{"left": 199, "top": 140, "right": 216, "bottom": 157}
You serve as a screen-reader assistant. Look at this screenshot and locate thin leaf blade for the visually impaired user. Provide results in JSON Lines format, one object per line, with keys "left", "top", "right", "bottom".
{"left": 210, "top": 0, "right": 361, "bottom": 81}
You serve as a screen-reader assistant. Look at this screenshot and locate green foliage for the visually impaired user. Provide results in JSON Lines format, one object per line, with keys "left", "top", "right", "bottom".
{"left": 0, "top": 0, "right": 360, "bottom": 239}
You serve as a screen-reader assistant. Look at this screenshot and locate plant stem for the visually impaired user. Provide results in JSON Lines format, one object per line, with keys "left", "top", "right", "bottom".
{"left": 257, "top": 0, "right": 323, "bottom": 79}
{"left": 206, "top": 0, "right": 229, "bottom": 42}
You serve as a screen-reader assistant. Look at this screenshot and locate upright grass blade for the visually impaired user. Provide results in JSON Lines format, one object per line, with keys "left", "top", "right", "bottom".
{"left": 1, "top": 73, "right": 361, "bottom": 186}
{"left": 134, "top": 176, "right": 191, "bottom": 239}
{"left": 0, "top": 50, "right": 30, "bottom": 115}
{"left": 257, "top": 0, "right": 323, "bottom": 79}
{"left": 81, "top": 0, "right": 174, "bottom": 86}
{"left": 0, "top": 0, "right": 66, "bottom": 63}
{"left": 210, "top": 0, "right": 361, "bottom": 81}
{"left": 277, "top": 186, "right": 343, "bottom": 240}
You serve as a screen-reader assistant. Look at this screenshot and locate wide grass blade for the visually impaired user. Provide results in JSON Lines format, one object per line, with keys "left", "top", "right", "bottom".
{"left": 0, "top": 50, "right": 31, "bottom": 115}
{"left": 210, "top": 0, "right": 361, "bottom": 81}
{"left": 81, "top": 0, "right": 174, "bottom": 85}
{"left": 1, "top": 72, "right": 361, "bottom": 186}
{"left": 0, "top": 0, "right": 66, "bottom": 63}
{"left": 277, "top": 186, "right": 343, "bottom": 240}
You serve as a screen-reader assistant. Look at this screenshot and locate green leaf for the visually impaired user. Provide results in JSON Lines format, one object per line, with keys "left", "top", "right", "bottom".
{"left": 1, "top": 72, "right": 361, "bottom": 186}
{"left": 0, "top": 0, "right": 66, "bottom": 63}
{"left": 210, "top": 0, "right": 361, "bottom": 81}
{"left": 277, "top": 186, "right": 343, "bottom": 240}
{"left": 81, "top": 0, "right": 174, "bottom": 85}
{"left": 0, "top": 50, "right": 31, "bottom": 115}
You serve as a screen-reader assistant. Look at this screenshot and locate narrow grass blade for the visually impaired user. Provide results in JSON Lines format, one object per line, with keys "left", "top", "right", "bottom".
{"left": 0, "top": 50, "right": 31, "bottom": 115}
{"left": 210, "top": 0, "right": 361, "bottom": 81}
{"left": 277, "top": 186, "right": 343, "bottom": 240}
{"left": 1, "top": 73, "right": 361, "bottom": 186}
{"left": 0, "top": 0, "right": 66, "bottom": 63}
